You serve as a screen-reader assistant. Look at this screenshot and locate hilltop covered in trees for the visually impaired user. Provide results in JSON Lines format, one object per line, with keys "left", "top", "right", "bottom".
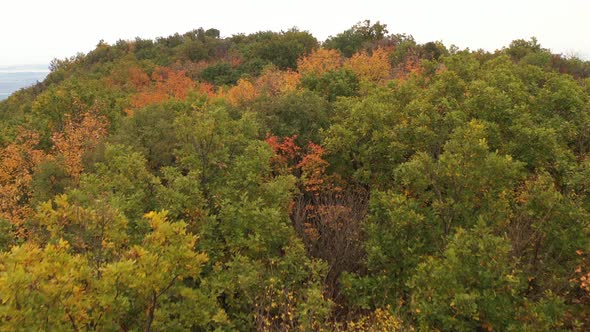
{"left": 1, "top": 20, "right": 590, "bottom": 330}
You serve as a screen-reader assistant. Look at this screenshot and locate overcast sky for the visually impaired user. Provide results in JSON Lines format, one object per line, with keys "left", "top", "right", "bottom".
{"left": 1, "top": 0, "right": 588, "bottom": 67}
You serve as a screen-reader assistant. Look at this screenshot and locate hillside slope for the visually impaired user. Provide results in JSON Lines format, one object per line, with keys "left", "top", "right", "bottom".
{"left": 1, "top": 21, "right": 590, "bottom": 330}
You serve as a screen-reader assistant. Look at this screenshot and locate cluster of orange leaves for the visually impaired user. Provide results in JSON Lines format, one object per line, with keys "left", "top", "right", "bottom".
{"left": 297, "top": 142, "right": 330, "bottom": 193}
{"left": 254, "top": 67, "right": 301, "bottom": 97}
{"left": 52, "top": 110, "right": 108, "bottom": 182}
{"left": 265, "top": 135, "right": 301, "bottom": 174}
{"left": 226, "top": 79, "right": 259, "bottom": 107}
{"left": 581, "top": 272, "right": 590, "bottom": 292}
{"left": 121, "top": 45, "right": 399, "bottom": 111}
{"left": 297, "top": 47, "right": 393, "bottom": 84}
{"left": 0, "top": 110, "right": 108, "bottom": 237}
{"left": 343, "top": 47, "right": 392, "bottom": 83}
{"left": 297, "top": 48, "right": 343, "bottom": 76}
{"left": 124, "top": 46, "right": 396, "bottom": 111}
{"left": 223, "top": 67, "right": 301, "bottom": 107}
{"left": 130, "top": 67, "right": 197, "bottom": 108}
{"left": 575, "top": 250, "right": 590, "bottom": 294}
{"left": 265, "top": 134, "right": 331, "bottom": 193}
{"left": 128, "top": 63, "right": 302, "bottom": 109}
{"left": 106, "top": 65, "right": 150, "bottom": 92}
{"left": 0, "top": 130, "right": 45, "bottom": 235}
{"left": 395, "top": 58, "right": 423, "bottom": 82}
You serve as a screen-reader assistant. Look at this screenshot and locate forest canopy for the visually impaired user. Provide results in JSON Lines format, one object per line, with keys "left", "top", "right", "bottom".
{"left": 1, "top": 20, "right": 590, "bottom": 331}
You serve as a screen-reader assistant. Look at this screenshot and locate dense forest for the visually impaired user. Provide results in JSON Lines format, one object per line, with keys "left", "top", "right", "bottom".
{"left": 1, "top": 20, "right": 590, "bottom": 331}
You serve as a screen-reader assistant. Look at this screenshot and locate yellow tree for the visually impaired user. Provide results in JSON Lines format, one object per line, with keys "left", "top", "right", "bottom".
{"left": 0, "top": 208, "right": 214, "bottom": 331}
{"left": 255, "top": 67, "right": 301, "bottom": 96}
{"left": 343, "top": 47, "right": 392, "bottom": 83}
{"left": 297, "top": 48, "right": 342, "bottom": 76}
{"left": 0, "top": 240, "right": 94, "bottom": 331}
{"left": 226, "top": 78, "right": 259, "bottom": 106}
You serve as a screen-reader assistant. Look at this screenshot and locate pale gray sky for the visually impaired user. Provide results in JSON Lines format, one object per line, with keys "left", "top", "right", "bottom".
{"left": 1, "top": 0, "right": 588, "bottom": 66}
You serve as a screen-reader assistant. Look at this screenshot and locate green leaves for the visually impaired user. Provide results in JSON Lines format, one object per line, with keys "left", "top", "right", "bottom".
{"left": 342, "top": 191, "right": 434, "bottom": 308}
{"left": 397, "top": 120, "right": 525, "bottom": 232}
{"left": 324, "top": 20, "right": 388, "bottom": 57}
{"left": 253, "top": 90, "right": 329, "bottom": 144}
{"left": 301, "top": 68, "right": 360, "bottom": 101}
{"left": 409, "top": 225, "right": 524, "bottom": 331}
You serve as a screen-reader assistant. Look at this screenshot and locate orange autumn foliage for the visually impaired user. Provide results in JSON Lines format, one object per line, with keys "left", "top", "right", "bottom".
{"left": 0, "top": 130, "right": 46, "bottom": 235}
{"left": 226, "top": 79, "right": 259, "bottom": 106}
{"left": 197, "top": 82, "right": 215, "bottom": 97}
{"left": 395, "top": 59, "right": 423, "bottom": 82}
{"left": 229, "top": 56, "right": 243, "bottom": 67}
{"left": 297, "top": 48, "right": 342, "bottom": 76}
{"left": 127, "top": 67, "right": 151, "bottom": 90}
{"left": 266, "top": 134, "right": 302, "bottom": 174}
{"left": 576, "top": 250, "right": 590, "bottom": 294}
{"left": 106, "top": 65, "right": 150, "bottom": 91}
{"left": 152, "top": 67, "right": 195, "bottom": 99}
{"left": 265, "top": 135, "right": 332, "bottom": 193}
{"left": 343, "top": 47, "right": 392, "bottom": 83}
{"left": 255, "top": 67, "right": 301, "bottom": 96}
{"left": 297, "top": 142, "right": 330, "bottom": 194}
{"left": 581, "top": 271, "right": 590, "bottom": 293}
{"left": 52, "top": 111, "right": 108, "bottom": 182}
{"left": 269, "top": 135, "right": 362, "bottom": 294}
{"left": 131, "top": 67, "right": 195, "bottom": 108}
{"left": 131, "top": 90, "right": 168, "bottom": 108}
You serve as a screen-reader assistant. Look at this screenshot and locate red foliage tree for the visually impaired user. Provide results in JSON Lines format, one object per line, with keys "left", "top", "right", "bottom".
{"left": 265, "top": 135, "right": 364, "bottom": 298}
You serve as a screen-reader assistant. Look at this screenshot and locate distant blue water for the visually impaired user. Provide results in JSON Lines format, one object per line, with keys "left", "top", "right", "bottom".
{"left": 0, "top": 65, "right": 49, "bottom": 100}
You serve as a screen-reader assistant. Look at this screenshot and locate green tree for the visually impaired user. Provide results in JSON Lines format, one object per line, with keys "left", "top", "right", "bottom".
{"left": 324, "top": 20, "right": 389, "bottom": 57}
{"left": 301, "top": 68, "right": 359, "bottom": 102}
{"left": 409, "top": 225, "right": 525, "bottom": 331}
{"left": 396, "top": 120, "right": 525, "bottom": 236}
{"left": 253, "top": 90, "right": 329, "bottom": 144}
{"left": 341, "top": 192, "right": 436, "bottom": 309}
{"left": 323, "top": 90, "right": 408, "bottom": 186}
{"left": 69, "top": 144, "right": 160, "bottom": 241}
